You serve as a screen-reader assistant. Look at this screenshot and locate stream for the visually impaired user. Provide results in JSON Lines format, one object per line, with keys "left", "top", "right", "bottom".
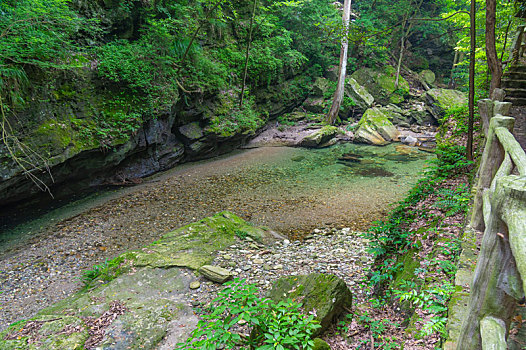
{"left": 0, "top": 143, "right": 432, "bottom": 330}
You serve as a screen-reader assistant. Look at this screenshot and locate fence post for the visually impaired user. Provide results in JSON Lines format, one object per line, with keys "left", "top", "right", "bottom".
{"left": 470, "top": 116, "right": 515, "bottom": 231}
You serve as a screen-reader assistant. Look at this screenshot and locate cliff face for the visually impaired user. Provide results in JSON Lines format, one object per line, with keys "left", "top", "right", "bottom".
{"left": 0, "top": 0, "right": 331, "bottom": 206}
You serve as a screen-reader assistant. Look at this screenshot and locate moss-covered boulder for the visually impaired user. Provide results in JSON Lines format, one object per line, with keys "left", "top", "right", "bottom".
{"left": 345, "top": 77, "right": 374, "bottom": 112}
{"left": 268, "top": 273, "right": 352, "bottom": 336}
{"left": 0, "top": 212, "right": 279, "bottom": 350}
{"left": 424, "top": 88, "right": 467, "bottom": 119}
{"left": 312, "top": 77, "right": 331, "bottom": 97}
{"left": 124, "top": 211, "right": 272, "bottom": 270}
{"left": 351, "top": 66, "right": 410, "bottom": 105}
{"left": 312, "top": 338, "right": 331, "bottom": 350}
{"left": 354, "top": 107, "right": 400, "bottom": 145}
{"left": 420, "top": 69, "right": 436, "bottom": 85}
{"left": 303, "top": 97, "right": 326, "bottom": 113}
{"left": 299, "top": 126, "right": 339, "bottom": 148}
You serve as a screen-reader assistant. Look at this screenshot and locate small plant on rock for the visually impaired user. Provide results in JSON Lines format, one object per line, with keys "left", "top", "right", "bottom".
{"left": 177, "top": 278, "right": 320, "bottom": 350}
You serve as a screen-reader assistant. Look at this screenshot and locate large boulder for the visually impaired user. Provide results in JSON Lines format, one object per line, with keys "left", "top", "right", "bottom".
{"left": 354, "top": 107, "right": 401, "bottom": 145}
{"left": 303, "top": 97, "right": 326, "bottom": 113}
{"left": 299, "top": 126, "right": 339, "bottom": 148}
{"left": 268, "top": 273, "right": 352, "bottom": 336}
{"left": 311, "top": 77, "right": 330, "bottom": 97}
{"left": 345, "top": 77, "right": 374, "bottom": 112}
{"left": 351, "top": 66, "right": 410, "bottom": 105}
{"left": 420, "top": 69, "right": 436, "bottom": 85}
{"left": 0, "top": 212, "right": 281, "bottom": 350}
{"left": 424, "top": 88, "right": 467, "bottom": 119}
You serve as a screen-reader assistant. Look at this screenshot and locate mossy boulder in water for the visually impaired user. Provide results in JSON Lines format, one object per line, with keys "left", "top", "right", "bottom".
{"left": 354, "top": 107, "right": 400, "bottom": 145}
{"left": 268, "top": 273, "right": 352, "bottom": 336}
{"left": 344, "top": 77, "right": 374, "bottom": 112}
{"left": 351, "top": 66, "right": 409, "bottom": 105}
{"left": 299, "top": 126, "right": 339, "bottom": 148}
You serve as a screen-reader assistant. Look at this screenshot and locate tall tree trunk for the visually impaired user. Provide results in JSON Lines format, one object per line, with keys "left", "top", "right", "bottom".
{"left": 325, "top": 0, "right": 352, "bottom": 125}
{"left": 239, "top": 0, "right": 258, "bottom": 108}
{"left": 467, "top": 0, "right": 476, "bottom": 161}
{"left": 395, "top": 22, "right": 413, "bottom": 89}
{"left": 486, "top": 0, "right": 502, "bottom": 96}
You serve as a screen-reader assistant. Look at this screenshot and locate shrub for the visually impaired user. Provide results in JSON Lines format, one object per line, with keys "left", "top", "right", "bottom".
{"left": 177, "top": 279, "right": 320, "bottom": 350}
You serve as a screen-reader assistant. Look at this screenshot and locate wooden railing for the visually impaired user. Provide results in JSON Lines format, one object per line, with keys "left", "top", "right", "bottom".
{"left": 457, "top": 111, "right": 526, "bottom": 349}
{"left": 507, "top": 25, "right": 526, "bottom": 67}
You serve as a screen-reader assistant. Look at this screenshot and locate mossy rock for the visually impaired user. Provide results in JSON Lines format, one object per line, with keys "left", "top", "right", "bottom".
{"left": 354, "top": 108, "right": 400, "bottom": 145}
{"left": 312, "top": 338, "right": 331, "bottom": 350}
{"left": 0, "top": 315, "right": 88, "bottom": 350}
{"left": 312, "top": 77, "right": 331, "bottom": 97}
{"left": 420, "top": 69, "right": 436, "bottom": 85}
{"left": 344, "top": 77, "right": 374, "bottom": 112}
{"left": 124, "top": 211, "right": 270, "bottom": 270}
{"left": 424, "top": 88, "right": 467, "bottom": 117}
{"left": 268, "top": 273, "right": 352, "bottom": 336}
{"left": 299, "top": 126, "right": 339, "bottom": 148}
{"left": 5, "top": 212, "right": 274, "bottom": 350}
{"left": 351, "top": 66, "right": 409, "bottom": 105}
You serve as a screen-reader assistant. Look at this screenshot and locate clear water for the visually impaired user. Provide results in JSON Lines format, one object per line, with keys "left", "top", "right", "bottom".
{"left": 0, "top": 143, "right": 432, "bottom": 256}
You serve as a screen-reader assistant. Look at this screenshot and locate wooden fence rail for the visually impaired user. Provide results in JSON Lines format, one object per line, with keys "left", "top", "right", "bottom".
{"left": 458, "top": 113, "right": 526, "bottom": 349}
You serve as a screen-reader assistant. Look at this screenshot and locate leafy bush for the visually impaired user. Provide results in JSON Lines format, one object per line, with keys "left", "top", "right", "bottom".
{"left": 177, "top": 279, "right": 320, "bottom": 350}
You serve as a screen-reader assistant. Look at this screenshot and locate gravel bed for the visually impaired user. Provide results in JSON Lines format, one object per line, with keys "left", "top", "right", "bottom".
{"left": 182, "top": 227, "right": 373, "bottom": 315}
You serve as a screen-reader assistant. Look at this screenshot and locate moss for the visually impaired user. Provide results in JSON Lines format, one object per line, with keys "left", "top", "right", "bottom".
{"left": 120, "top": 211, "right": 267, "bottom": 270}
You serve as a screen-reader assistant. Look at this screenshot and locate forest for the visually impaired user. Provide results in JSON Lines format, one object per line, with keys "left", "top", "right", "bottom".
{"left": 0, "top": 0, "right": 525, "bottom": 349}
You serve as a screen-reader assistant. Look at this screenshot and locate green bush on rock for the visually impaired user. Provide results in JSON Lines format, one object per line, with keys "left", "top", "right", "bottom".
{"left": 177, "top": 278, "right": 321, "bottom": 350}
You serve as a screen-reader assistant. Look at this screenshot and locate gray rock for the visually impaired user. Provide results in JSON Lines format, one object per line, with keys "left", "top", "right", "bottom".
{"left": 199, "top": 265, "right": 233, "bottom": 283}
{"left": 345, "top": 77, "right": 374, "bottom": 112}
{"left": 312, "top": 77, "right": 330, "bottom": 97}
{"left": 420, "top": 69, "right": 436, "bottom": 85}
{"left": 299, "top": 126, "right": 339, "bottom": 148}
{"left": 179, "top": 122, "right": 204, "bottom": 141}
{"left": 268, "top": 273, "right": 352, "bottom": 336}
{"left": 303, "top": 97, "right": 326, "bottom": 113}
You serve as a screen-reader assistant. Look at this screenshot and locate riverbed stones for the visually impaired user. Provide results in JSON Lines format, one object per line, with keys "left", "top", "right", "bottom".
{"left": 199, "top": 265, "right": 233, "bottom": 283}
{"left": 268, "top": 273, "right": 352, "bottom": 336}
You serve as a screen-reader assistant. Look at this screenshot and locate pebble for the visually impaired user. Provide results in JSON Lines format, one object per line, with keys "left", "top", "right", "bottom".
{"left": 190, "top": 281, "right": 201, "bottom": 289}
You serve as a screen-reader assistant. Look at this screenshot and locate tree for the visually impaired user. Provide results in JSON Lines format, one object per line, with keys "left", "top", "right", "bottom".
{"left": 485, "top": 0, "right": 502, "bottom": 96}
{"left": 467, "top": 0, "right": 475, "bottom": 161}
{"left": 325, "top": 0, "right": 352, "bottom": 125}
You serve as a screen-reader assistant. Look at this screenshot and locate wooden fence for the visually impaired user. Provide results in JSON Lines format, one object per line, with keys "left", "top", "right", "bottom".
{"left": 456, "top": 109, "right": 526, "bottom": 349}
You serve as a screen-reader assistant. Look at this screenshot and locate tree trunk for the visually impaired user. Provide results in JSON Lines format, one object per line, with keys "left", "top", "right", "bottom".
{"left": 395, "top": 22, "right": 413, "bottom": 89}
{"left": 239, "top": 0, "right": 258, "bottom": 108}
{"left": 486, "top": 0, "right": 502, "bottom": 97}
{"left": 467, "top": 0, "right": 476, "bottom": 161}
{"left": 325, "top": 0, "right": 352, "bottom": 125}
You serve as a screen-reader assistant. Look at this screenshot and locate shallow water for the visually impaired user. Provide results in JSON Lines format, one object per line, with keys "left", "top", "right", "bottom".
{"left": 1, "top": 143, "right": 432, "bottom": 254}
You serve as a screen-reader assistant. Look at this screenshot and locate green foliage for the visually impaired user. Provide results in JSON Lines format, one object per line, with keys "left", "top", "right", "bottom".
{"left": 442, "top": 0, "right": 518, "bottom": 93}
{"left": 0, "top": 0, "right": 92, "bottom": 105}
{"left": 208, "top": 93, "right": 265, "bottom": 137}
{"left": 177, "top": 278, "right": 320, "bottom": 350}
{"left": 432, "top": 184, "right": 471, "bottom": 216}
{"left": 358, "top": 312, "right": 401, "bottom": 349}
{"left": 79, "top": 256, "right": 125, "bottom": 290}
{"left": 393, "top": 282, "right": 454, "bottom": 337}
